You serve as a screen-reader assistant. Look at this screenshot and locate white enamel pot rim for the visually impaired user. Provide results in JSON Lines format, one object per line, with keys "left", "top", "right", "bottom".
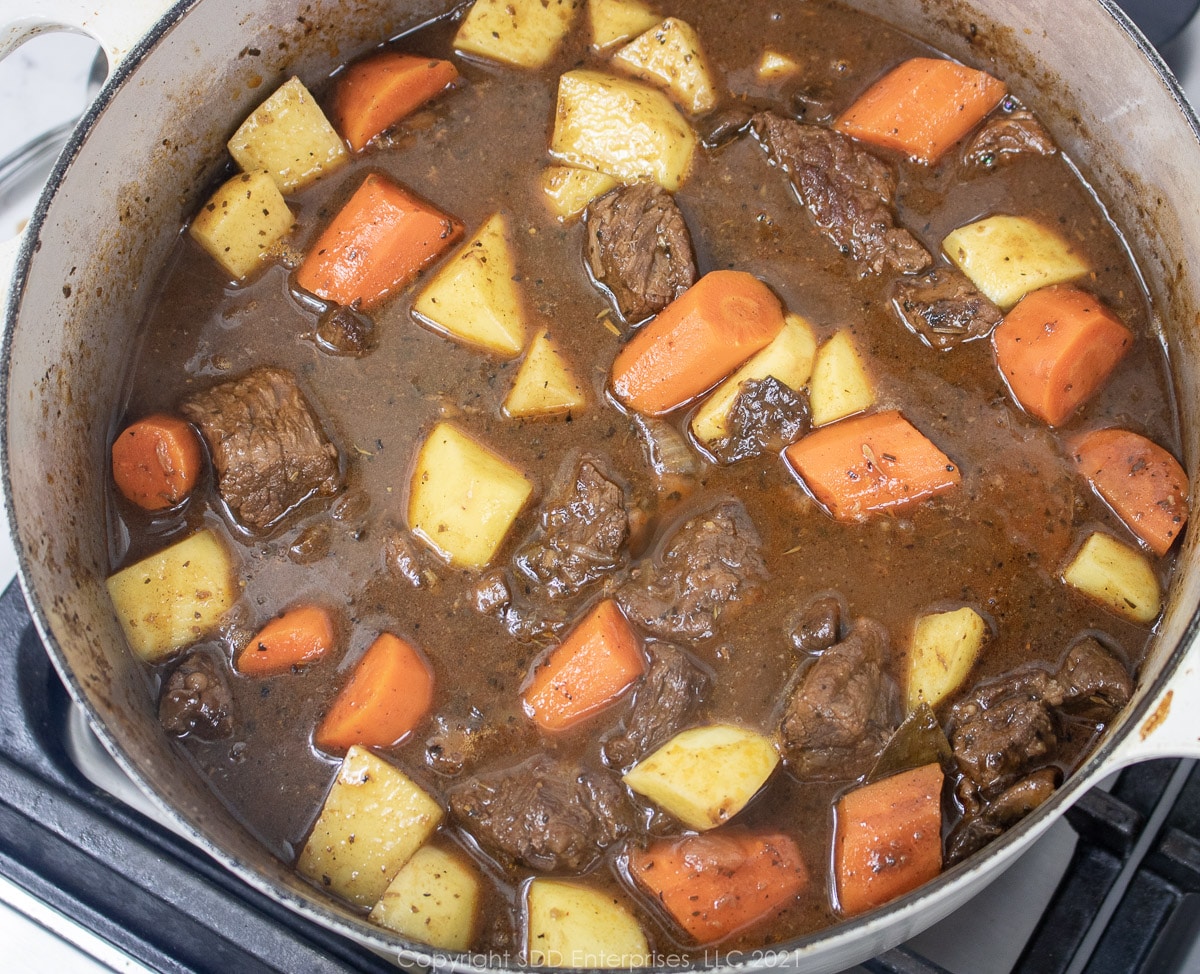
{"left": 3, "top": 1, "right": 1200, "bottom": 972}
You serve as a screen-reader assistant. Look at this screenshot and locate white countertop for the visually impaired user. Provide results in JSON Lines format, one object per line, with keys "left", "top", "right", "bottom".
{"left": 2, "top": 12, "right": 1200, "bottom": 974}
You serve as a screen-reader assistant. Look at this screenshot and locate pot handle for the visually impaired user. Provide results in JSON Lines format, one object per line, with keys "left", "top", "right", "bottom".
{"left": 1107, "top": 648, "right": 1200, "bottom": 767}
{"left": 0, "top": 0, "right": 176, "bottom": 73}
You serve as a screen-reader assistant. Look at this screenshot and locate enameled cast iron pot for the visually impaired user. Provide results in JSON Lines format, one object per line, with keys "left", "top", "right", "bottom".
{"left": 3, "top": 2, "right": 1200, "bottom": 970}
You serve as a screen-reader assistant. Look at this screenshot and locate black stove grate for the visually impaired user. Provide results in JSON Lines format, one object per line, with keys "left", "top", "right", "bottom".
{"left": 1, "top": 575, "right": 1198, "bottom": 974}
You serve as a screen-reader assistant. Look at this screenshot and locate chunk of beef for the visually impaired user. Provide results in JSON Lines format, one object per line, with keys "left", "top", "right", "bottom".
{"left": 891, "top": 268, "right": 1003, "bottom": 349}
{"left": 449, "top": 756, "right": 633, "bottom": 872}
{"left": 950, "top": 669, "right": 1063, "bottom": 796}
{"left": 602, "top": 643, "right": 711, "bottom": 770}
{"left": 752, "top": 112, "right": 931, "bottom": 275}
{"left": 947, "top": 767, "right": 1060, "bottom": 863}
{"left": 314, "top": 304, "right": 375, "bottom": 356}
{"left": 618, "top": 500, "right": 769, "bottom": 642}
{"left": 182, "top": 368, "right": 341, "bottom": 532}
{"left": 515, "top": 458, "right": 629, "bottom": 599}
{"left": 382, "top": 528, "right": 433, "bottom": 588}
{"left": 700, "top": 105, "right": 755, "bottom": 149}
{"left": 963, "top": 109, "right": 1056, "bottom": 166}
{"left": 425, "top": 707, "right": 533, "bottom": 777}
{"left": 585, "top": 183, "right": 696, "bottom": 323}
{"left": 779, "top": 619, "right": 897, "bottom": 780}
{"left": 788, "top": 594, "right": 841, "bottom": 655}
{"left": 1056, "top": 638, "right": 1133, "bottom": 718}
{"left": 710, "top": 377, "right": 810, "bottom": 463}
{"left": 159, "top": 652, "right": 233, "bottom": 740}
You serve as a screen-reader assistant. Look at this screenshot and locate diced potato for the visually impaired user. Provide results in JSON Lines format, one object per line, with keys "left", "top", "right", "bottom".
{"left": 612, "top": 18, "right": 717, "bottom": 115}
{"left": 539, "top": 165, "right": 619, "bottom": 221}
{"left": 809, "top": 331, "right": 875, "bottom": 427}
{"left": 455, "top": 0, "right": 581, "bottom": 69}
{"left": 409, "top": 422, "right": 534, "bottom": 569}
{"left": 550, "top": 69, "right": 697, "bottom": 191}
{"left": 504, "top": 329, "right": 588, "bottom": 418}
{"left": 369, "top": 845, "right": 481, "bottom": 951}
{"left": 297, "top": 745, "right": 443, "bottom": 909}
{"left": 942, "top": 214, "right": 1090, "bottom": 310}
{"left": 411, "top": 213, "right": 527, "bottom": 357}
{"left": 757, "top": 50, "right": 801, "bottom": 81}
{"left": 188, "top": 170, "right": 294, "bottom": 280}
{"left": 525, "top": 879, "right": 649, "bottom": 968}
{"left": 106, "top": 529, "right": 236, "bottom": 663}
{"left": 623, "top": 724, "right": 779, "bottom": 830}
{"left": 1063, "top": 532, "right": 1162, "bottom": 625}
{"left": 227, "top": 77, "right": 348, "bottom": 194}
{"left": 588, "top": 0, "right": 660, "bottom": 51}
{"left": 690, "top": 312, "right": 818, "bottom": 449}
{"left": 905, "top": 607, "right": 988, "bottom": 712}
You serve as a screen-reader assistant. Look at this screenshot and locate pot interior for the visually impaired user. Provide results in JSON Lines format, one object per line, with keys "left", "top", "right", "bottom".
{"left": 5, "top": 0, "right": 1200, "bottom": 967}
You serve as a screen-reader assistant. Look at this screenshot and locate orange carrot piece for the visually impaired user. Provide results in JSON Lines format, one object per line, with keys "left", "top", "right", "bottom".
{"left": 237, "top": 605, "right": 336, "bottom": 676}
{"left": 627, "top": 830, "right": 809, "bottom": 945}
{"left": 521, "top": 599, "right": 644, "bottom": 732}
{"left": 992, "top": 285, "right": 1133, "bottom": 427}
{"left": 315, "top": 631, "right": 434, "bottom": 752}
{"left": 834, "top": 763, "right": 944, "bottom": 917}
{"left": 295, "top": 173, "right": 463, "bottom": 309}
{"left": 834, "top": 57, "right": 1007, "bottom": 163}
{"left": 784, "top": 410, "right": 960, "bottom": 521}
{"left": 111, "top": 414, "right": 203, "bottom": 511}
{"left": 1070, "top": 427, "right": 1190, "bottom": 556}
{"left": 610, "top": 270, "right": 785, "bottom": 416}
{"left": 333, "top": 52, "right": 459, "bottom": 152}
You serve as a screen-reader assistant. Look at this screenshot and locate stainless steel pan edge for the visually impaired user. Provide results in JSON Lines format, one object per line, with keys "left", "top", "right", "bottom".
{"left": 2, "top": 2, "right": 1200, "bottom": 972}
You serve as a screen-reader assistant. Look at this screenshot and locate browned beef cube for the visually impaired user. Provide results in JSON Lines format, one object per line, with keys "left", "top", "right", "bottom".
{"left": 585, "top": 183, "right": 696, "bottom": 323}
{"left": 752, "top": 111, "right": 931, "bottom": 275}
{"left": 709, "top": 376, "right": 811, "bottom": 464}
{"left": 963, "top": 108, "right": 1056, "bottom": 166}
{"left": 449, "top": 756, "right": 633, "bottom": 872}
{"left": 892, "top": 268, "right": 1003, "bottom": 349}
{"left": 182, "top": 368, "right": 341, "bottom": 532}
{"left": 779, "top": 619, "right": 897, "bottom": 780}
{"left": 159, "top": 651, "right": 233, "bottom": 740}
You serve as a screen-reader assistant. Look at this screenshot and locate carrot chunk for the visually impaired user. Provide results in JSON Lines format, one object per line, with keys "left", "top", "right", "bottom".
{"left": 834, "top": 763, "right": 944, "bottom": 917}
{"left": 315, "top": 632, "right": 434, "bottom": 752}
{"left": 522, "top": 599, "right": 644, "bottom": 732}
{"left": 610, "top": 270, "right": 785, "bottom": 415}
{"left": 784, "top": 410, "right": 960, "bottom": 521}
{"left": 333, "top": 52, "right": 459, "bottom": 152}
{"left": 626, "top": 830, "right": 809, "bottom": 945}
{"left": 237, "top": 605, "right": 336, "bottom": 676}
{"left": 111, "top": 414, "right": 203, "bottom": 511}
{"left": 1070, "top": 427, "right": 1190, "bottom": 556}
{"left": 295, "top": 173, "right": 463, "bottom": 309}
{"left": 992, "top": 285, "right": 1133, "bottom": 427}
{"left": 834, "top": 57, "right": 1007, "bottom": 163}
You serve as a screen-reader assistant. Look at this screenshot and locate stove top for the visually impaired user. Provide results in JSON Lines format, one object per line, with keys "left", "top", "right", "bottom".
{"left": 3, "top": 4, "right": 1200, "bottom": 972}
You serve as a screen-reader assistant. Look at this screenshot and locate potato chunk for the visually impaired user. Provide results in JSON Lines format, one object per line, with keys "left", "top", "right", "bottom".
{"left": 409, "top": 422, "right": 534, "bottom": 569}
{"left": 905, "top": 606, "right": 988, "bottom": 712}
{"left": 411, "top": 213, "right": 527, "bottom": 357}
{"left": 106, "top": 529, "right": 236, "bottom": 663}
{"left": 690, "top": 312, "right": 817, "bottom": 448}
{"left": 369, "top": 845, "right": 481, "bottom": 951}
{"left": 227, "top": 77, "right": 348, "bottom": 194}
{"left": 809, "top": 331, "right": 875, "bottom": 427}
{"left": 525, "top": 879, "right": 649, "bottom": 968}
{"left": 538, "top": 165, "right": 619, "bottom": 221}
{"left": 612, "top": 18, "right": 717, "bottom": 115}
{"left": 588, "top": 0, "right": 661, "bottom": 51}
{"left": 550, "top": 69, "right": 697, "bottom": 191}
{"left": 942, "top": 214, "right": 1090, "bottom": 310}
{"left": 297, "top": 746, "right": 443, "bottom": 908}
{"left": 188, "top": 170, "right": 294, "bottom": 280}
{"left": 1063, "top": 532, "right": 1162, "bottom": 624}
{"left": 757, "top": 50, "right": 802, "bottom": 81}
{"left": 455, "top": 0, "right": 581, "bottom": 69}
{"left": 623, "top": 724, "right": 779, "bottom": 830}
{"left": 504, "top": 329, "right": 588, "bottom": 418}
